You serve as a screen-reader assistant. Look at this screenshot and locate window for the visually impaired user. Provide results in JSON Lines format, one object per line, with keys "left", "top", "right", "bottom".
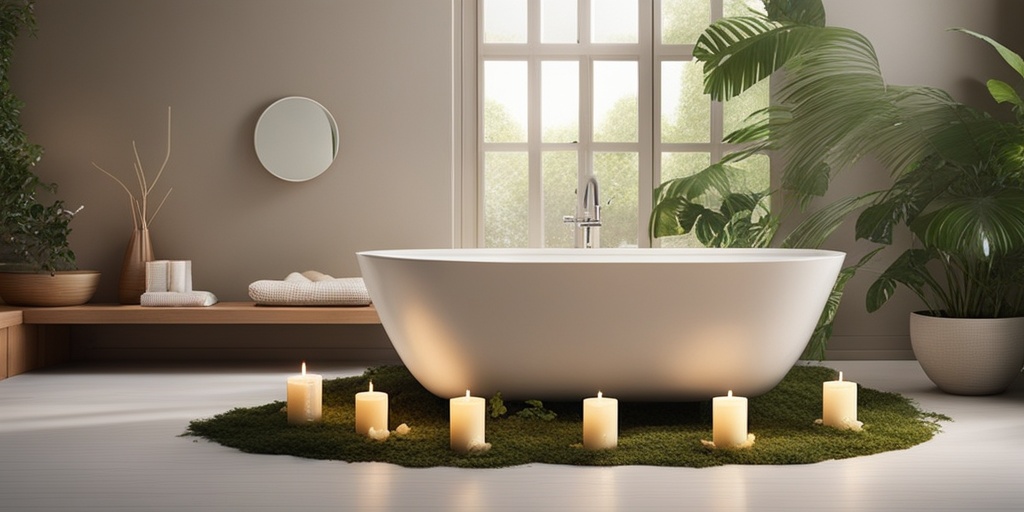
{"left": 468, "top": 0, "right": 769, "bottom": 248}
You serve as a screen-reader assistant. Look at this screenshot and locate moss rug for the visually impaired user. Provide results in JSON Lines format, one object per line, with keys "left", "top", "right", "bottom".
{"left": 185, "top": 365, "right": 948, "bottom": 468}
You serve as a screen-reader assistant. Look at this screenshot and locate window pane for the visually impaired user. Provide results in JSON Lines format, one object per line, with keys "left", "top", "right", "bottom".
{"left": 724, "top": 0, "right": 767, "bottom": 18}
{"left": 542, "top": 0, "right": 578, "bottom": 43}
{"left": 593, "top": 152, "right": 638, "bottom": 247}
{"left": 723, "top": 78, "right": 769, "bottom": 138}
{"left": 661, "top": 59, "right": 710, "bottom": 143}
{"left": 659, "top": 152, "right": 711, "bottom": 248}
{"left": 727, "top": 153, "right": 771, "bottom": 195}
{"left": 591, "top": 0, "right": 638, "bottom": 43}
{"left": 542, "top": 61, "right": 579, "bottom": 143}
{"left": 484, "top": 0, "right": 527, "bottom": 43}
{"left": 593, "top": 60, "right": 638, "bottom": 143}
{"left": 661, "top": 0, "right": 710, "bottom": 45}
{"left": 484, "top": 61, "right": 528, "bottom": 143}
{"left": 484, "top": 152, "right": 529, "bottom": 247}
{"left": 543, "top": 151, "right": 578, "bottom": 248}
{"left": 661, "top": 151, "right": 711, "bottom": 181}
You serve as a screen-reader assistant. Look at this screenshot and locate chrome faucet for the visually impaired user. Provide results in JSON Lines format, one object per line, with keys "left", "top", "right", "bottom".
{"left": 563, "top": 176, "right": 602, "bottom": 248}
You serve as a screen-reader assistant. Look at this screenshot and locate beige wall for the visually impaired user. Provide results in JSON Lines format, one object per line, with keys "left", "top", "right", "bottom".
{"left": 12, "top": 0, "right": 455, "bottom": 304}
{"left": 9, "top": 0, "right": 1023, "bottom": 361}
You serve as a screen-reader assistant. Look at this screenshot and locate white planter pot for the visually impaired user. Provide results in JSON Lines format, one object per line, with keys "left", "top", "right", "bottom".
{"left": 910, "top": 312, "right": 1024, "bottom": 395}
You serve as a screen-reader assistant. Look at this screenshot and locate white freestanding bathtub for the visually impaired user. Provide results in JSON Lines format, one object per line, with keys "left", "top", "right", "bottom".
{"left": 357, "top": 248, "right": 845, "bottom": 401}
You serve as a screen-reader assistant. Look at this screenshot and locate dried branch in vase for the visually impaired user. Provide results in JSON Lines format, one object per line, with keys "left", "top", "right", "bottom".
{"left": 93, "top": 107, "right": 173, "bottom": 230}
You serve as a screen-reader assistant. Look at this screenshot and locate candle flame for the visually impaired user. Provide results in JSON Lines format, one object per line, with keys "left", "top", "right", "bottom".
{"left": 369, "top": 381, "right": 374, "bottom": 392}
{"left": 301, "top": 362, "right": 306, "bottom": 376}
{"left": 839, "top": 371, "right": 844, "bottom": 382}
{"left": 597, "top": 391, "right": 603, "bottom": 399}
{"left": 465, "top": 390, "right": 471, "bottom": 398}
{"left": 727, "top": 390, "right": 733, "bottom": 397}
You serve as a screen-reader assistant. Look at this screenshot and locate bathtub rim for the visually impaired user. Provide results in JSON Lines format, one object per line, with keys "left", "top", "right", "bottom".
{"left": 357, "top": 247, "right": 845, "bottom": 264}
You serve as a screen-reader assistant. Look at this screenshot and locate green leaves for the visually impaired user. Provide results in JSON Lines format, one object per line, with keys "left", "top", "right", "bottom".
{"left": 1, "top": 1, "right": 75, "bottom": 272}
{"left": 648, "top": 163, "right": 775, "bottom": 248}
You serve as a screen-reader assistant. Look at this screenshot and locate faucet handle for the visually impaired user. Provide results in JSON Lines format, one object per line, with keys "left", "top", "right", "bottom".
{"left": 563, "top": 215, "right": 578, "bottom": 224}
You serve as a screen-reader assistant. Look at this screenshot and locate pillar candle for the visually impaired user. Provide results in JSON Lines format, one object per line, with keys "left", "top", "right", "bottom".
{"left": 355, "top": 381, "right": 389, "bottom": 435}
{"left": 450, "top": 390, "right": 485, "bottom": 453}
{"left": 712, "top": 390, "right": 748, "bottom": 448}
{"left": 822, "top": 371, "right": 858, "bottom": 428}
{"left": 286, "top": 362, "right": 322, "bottom": 425}
{"left": 582, "top": 391, "right": 618, "bottom": 450}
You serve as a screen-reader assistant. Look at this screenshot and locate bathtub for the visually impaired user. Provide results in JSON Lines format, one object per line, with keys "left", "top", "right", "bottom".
{"left": 357, "top": 248, "right": 845, "bottom": 401}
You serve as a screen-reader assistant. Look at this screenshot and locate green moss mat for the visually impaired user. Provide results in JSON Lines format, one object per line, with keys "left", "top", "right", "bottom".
{"left": 185, "top": 365, "right": 949, "bottom": 468}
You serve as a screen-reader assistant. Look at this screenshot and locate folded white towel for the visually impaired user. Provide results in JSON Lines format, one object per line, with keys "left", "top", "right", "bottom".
{"left": 248, "top": 272, "right": 370, "bottom": 306}
{"left": 141, "top": 291, "right": 219, "bottom": 307}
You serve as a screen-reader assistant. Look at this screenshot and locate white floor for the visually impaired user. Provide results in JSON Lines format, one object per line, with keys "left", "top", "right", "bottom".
{"left": 0, "top": 360, "right": 1021, "bottom": 512}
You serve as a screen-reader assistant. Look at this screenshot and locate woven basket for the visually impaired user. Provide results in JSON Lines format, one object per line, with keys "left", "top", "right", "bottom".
{"left": 0, "top": 270, "right": 101, "bottom": 307}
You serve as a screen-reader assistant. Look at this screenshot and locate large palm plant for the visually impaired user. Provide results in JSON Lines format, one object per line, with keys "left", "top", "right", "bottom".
{"left": 693, "top": 0, "right": 1024, "bottom": 320}
{"left": 652, "top": 0, "right": 1024, "bottom": 357}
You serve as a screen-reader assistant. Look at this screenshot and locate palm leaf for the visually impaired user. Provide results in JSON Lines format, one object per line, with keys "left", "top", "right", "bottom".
{"left": 910, "top": 189, "right": 1024, "bottom": 258}
{"left": 782, "top": 194, "right": 876, "bottom": 248}
{"left": 765, "top": 0, "right": 826, "bottom": 26}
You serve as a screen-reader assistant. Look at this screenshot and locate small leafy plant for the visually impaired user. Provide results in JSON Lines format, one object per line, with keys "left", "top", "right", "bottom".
{"left": 0, "top": 0, "right": 78, "bottom": 272}
{"left": 488, "top": 392, "right": 557, "bottom": 421}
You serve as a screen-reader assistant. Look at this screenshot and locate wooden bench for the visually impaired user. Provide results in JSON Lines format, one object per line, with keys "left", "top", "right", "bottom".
{"left": 0, "top": 303, "right": 380, "bottom": 380}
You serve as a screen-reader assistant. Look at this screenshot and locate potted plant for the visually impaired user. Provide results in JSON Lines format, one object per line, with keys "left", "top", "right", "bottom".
{"left": 677, "top": 0, "right": 1024, "bottom": 394}
{"left": 0, "top": 0, "right": 99, "bottom": 306}
{"left": 861, "top": 32, "right": 1024, "bottom": 395}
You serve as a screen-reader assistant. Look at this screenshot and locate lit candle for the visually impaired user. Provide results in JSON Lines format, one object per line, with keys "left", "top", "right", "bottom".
{"left": 582, "top": 391, "right": 618, "bottom": 450}
{"left": 822, "top": 371, "right": 859, "bottom": 429}
{"left": 450, "top": 390, "right": 486, "bottom": 453}
{"left": 712, "top": 390, "right": 748, "bottom": 448}
{"left": 286, "top": 362, "right": 322, "bottom": 425}
{"left": 355, "top": 381, "right": 389, "bottom": 436}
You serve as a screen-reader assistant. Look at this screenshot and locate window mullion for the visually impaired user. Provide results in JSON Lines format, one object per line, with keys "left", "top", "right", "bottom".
{"left": 638, "top": 0, "right": 654, "bottom": 248}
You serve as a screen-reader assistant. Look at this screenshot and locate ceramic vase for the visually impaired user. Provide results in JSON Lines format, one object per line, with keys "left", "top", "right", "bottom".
{"left": 910, "top": 312, "right": 1024, "bottom": 395}
{"left": 118, "top": 227, "right": 154, "bottom": 304}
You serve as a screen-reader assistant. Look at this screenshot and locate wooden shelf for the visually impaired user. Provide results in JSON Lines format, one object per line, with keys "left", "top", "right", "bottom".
{"left": 0, "top": 307, "right": 23, "bottom": 329}
{"left": 19, "top": 302, "right": 380, "bottom": 325}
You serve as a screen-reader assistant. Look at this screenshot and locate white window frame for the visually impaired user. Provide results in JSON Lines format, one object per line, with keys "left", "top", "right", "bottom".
{"left": 458, "top": 0, "right": 743, "bottom": 248}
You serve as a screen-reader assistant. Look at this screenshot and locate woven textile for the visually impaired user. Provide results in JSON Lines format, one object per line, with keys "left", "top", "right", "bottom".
{"left": 248, "top": 271, "right": 371, "bottom": 306}
{"left": 141, "top": 291, "right": 219, "bottom": 307}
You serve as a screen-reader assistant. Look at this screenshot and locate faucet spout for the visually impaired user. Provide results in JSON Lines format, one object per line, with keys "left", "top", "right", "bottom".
{"left": 583, "top": 176, "right": 600, "bottom": 224}
{"left": 564, "top": 175, "right": 602, "bottom": 248}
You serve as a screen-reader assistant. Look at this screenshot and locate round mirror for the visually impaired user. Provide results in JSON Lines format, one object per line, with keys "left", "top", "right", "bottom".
{"left": 254, "top": 97, "right": 339, "bottom": 182}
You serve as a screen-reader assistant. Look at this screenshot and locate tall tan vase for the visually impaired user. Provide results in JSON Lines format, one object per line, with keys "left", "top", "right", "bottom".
{"left": 118, "top": 227, "right": 154, "bottom": 304}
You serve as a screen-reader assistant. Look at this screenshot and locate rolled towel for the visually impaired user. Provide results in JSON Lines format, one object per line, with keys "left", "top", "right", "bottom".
{"left": 141, "top": 290, "right": 218, "bottom": 307}
{"left": 146, "top": 260, "right": 169, "bottom": 293}
{"left": 168, "top": 260, "right": 193, "bottom": 293}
